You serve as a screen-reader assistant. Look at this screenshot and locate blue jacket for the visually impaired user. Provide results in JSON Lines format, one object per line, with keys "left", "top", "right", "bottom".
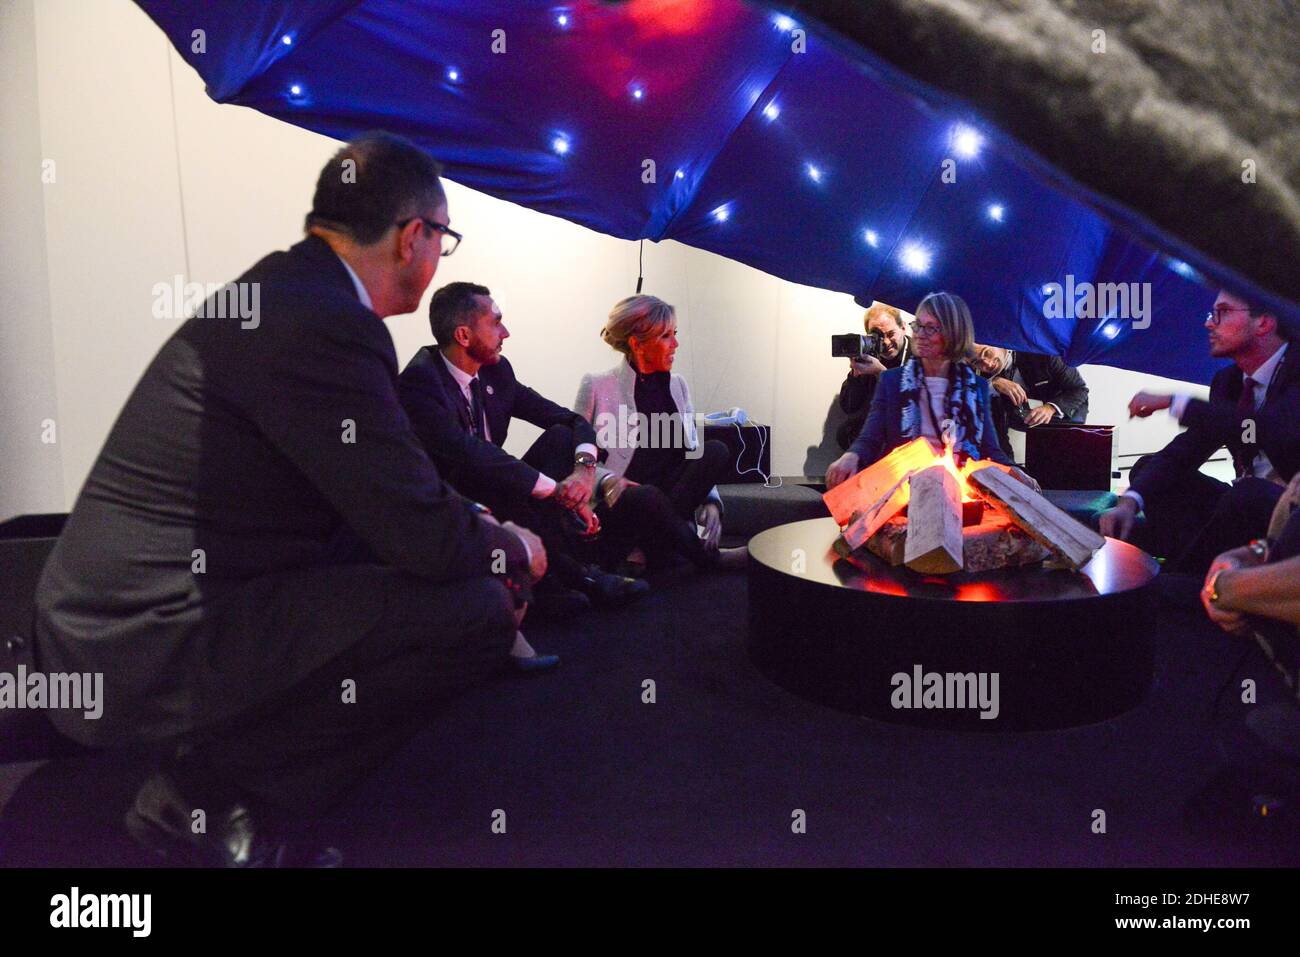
{"left": 848, "top": 364, "right": 1013, "bottom": 466}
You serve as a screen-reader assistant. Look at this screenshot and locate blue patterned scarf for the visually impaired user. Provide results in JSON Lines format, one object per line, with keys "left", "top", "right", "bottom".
{"left": 898, "top": 358, "right": 985, "bottom": 465}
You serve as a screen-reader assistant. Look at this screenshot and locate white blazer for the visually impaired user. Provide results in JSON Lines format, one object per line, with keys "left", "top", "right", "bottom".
{"left": 574, "top": 360, "right": 722, "bottom": 512}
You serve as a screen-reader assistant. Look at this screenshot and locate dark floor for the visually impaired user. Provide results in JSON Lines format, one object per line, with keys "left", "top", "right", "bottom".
{"left": 3, "top": 569, "right": 1298, "bottom": 867}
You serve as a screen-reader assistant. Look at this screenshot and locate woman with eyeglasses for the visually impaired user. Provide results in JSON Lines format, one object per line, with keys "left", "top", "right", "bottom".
{"left": 825, "top": 291, "right": 1038, "bottom": 490}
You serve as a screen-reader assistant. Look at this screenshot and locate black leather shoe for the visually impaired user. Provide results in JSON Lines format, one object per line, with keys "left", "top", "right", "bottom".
{"left": 578, "top": 566, "right": 651, "bottom": 606}
{"left": 125, "top": 771, "right": 342, "bottom": 868}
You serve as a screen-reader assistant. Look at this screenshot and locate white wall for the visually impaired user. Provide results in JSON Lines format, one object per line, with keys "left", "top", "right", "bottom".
{"left": 0, "top": 0, "right": 63, "bottom": 519}
{"left": 2, "top": 0, "right": 1219, "bottom": 521}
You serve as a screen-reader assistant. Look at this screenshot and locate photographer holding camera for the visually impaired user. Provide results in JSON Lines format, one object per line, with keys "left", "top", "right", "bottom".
{"left": 835, "top": 302, "right": 911, "bottom": 450}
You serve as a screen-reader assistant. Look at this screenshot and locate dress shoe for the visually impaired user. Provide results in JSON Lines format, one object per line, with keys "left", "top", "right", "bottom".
{"left": 578, "top": 566, "right": 651, "bottom": 606}
{"left": 513, "top": 653, "right": 561, "bottom": 673}
{"left": 126, "top": 771, "right": 342, "bottom": 868}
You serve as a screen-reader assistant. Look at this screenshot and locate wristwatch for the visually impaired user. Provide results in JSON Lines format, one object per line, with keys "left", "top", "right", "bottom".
{"left": 575, "top": 450, "right": 597, "bottom": 469}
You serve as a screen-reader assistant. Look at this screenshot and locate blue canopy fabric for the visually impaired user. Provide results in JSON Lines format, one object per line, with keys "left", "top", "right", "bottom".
{"left": 137, "top": 0, "right": 1296, "bottom": 384}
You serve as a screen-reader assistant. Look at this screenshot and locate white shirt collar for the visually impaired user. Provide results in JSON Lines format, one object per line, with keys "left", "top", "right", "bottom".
{"left": 334, "top": 252, "right": 373, "bottom": 311}
{"left": 1249, "top": 342, "right": 1288, "bottom": 389}
{"left": 439, "top": 351, "right": 476, "bottom": 391}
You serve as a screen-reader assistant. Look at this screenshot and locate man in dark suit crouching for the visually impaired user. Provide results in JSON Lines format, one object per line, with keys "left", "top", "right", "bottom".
{"left": 34, "top": 133, "right": 544, "bottom": 866}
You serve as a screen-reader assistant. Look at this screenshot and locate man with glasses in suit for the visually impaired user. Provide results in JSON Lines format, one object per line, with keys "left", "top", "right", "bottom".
{"left": 1099, "top": 289, "right": 1299, "bottom": 574}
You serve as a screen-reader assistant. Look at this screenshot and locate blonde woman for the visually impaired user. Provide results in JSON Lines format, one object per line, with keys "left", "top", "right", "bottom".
{"left": 575, "top": 295, "right": 744, "bottom": 570}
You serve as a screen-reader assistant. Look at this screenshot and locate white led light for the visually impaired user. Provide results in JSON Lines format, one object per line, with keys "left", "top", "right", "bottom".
{"left": 899, "top": 241, "right": 932, "bottom": 275}
{"left": 552, "top": 136, "right": 570, "bottom": 155}
{"left": 447, "top": 68, "right": 460, "bottom": 82}
{"left": 763, "top": 103, "right": 780, "bottom": 121}
{"left": 1169, "top": 259, "right": 1197, "bottom": 278}
{"left": 864, "top": 229, "right": 879, "bottom": 248}
{"left": 712, "top": 205, "right": 731, "bottom": 223}
{"left": 289, "top": 84, "right": 302, "bottom": 96}
{"left": 987, "top": 203, "right": 1004, "bottom": 222}
{"left": 630, "top": 85, "right": 644, "bottom": 101}
{"left": 675, "top": 169, "right": 685, "bottom": 180}
{"left": 1102, "top": 322, "right": 1122, "bottom": 340}
{"left": 774, "top": 15, "right": 794, "bottom": 31}
{"left": 806, "top": 164, "right": 822, "bottom": 183}
{"left": 281, "top": 34, "right": 293, "bottom": 46}
{"left": 951, "top": 124, "right": 983, "bottom": 159}
{"left": 557, "top": 13, "right": 569, "bottom": 27}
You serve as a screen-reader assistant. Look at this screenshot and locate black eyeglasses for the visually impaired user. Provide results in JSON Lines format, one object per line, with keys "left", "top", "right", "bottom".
{"left": 398, "top": 217, "right": 462, "bottom": 257}
{"left": 1205, "top": 304, "right": 1250, "bottom": 326}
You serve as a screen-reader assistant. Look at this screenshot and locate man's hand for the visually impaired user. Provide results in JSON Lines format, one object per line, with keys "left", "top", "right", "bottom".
{"left": 697, "top": 502, "right": 722, "bottom": 551}
{"left": 1022, "top": 405, "right": 1056, "bottom": 428}
{"left": 1098, "top": 496, "right": 1139, "bottom": 541}
{"left": 825, "top": 451, "right": 860, "bottom": 490}
{"left": 501, "top": 521, "right": 547, "bottom": 583}
{"left": 573, "top": 501, "right": 601, "bottom": 538}
{"left": 849, "top": 355, "right": 886, "bottom": 378}
{"left": 1128, "top": 391, "right": 1172, "bottom": 419}
{"left": 554, "top": 465, "right": 597, "bottom": 510}
{"left": 1201, "top": 552, "right": 1250, "bottom": 634}
{"left": 991, "top": 377, "right": 1027, "bottom": 406}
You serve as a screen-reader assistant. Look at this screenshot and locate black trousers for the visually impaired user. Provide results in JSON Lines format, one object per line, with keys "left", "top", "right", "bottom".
{"left": 596, "top": 439, "right": 731, "bottom": 570}
{"left": 1130, "top": 456, "right": 1284, "bottom": 575}
{"left": 474, "top": 424, "right": 592, "bottom": 590}
{"left": 170, "top": 568, "right": 516, "bottom": 823}
{"left": 659, "top": 438, "right": 731, "bottom": 521}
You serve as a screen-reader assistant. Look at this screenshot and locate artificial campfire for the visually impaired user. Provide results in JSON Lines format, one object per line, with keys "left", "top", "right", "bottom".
{"left": 823, "top": 437, "right": 1105, "bottom": 575}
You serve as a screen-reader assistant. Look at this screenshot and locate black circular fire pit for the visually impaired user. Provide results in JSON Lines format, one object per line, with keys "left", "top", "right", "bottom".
{"left": 746, "top": 517, "right": 1160, "bottom": 730}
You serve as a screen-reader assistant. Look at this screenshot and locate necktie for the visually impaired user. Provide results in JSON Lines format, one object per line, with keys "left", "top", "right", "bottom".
{"left": 1234, "top": 376, "right": 1258, "bottom": 478}
{"left": 468, "top": 377, "right": 487, "bottom": 441}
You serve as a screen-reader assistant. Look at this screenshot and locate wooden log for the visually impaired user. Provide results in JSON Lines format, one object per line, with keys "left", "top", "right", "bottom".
{"left": 841, "top": 470, "right": 913, "bottom": 550}
{"left": 862, "top": 514, "right": 1050, "bottom": 571}
{"left": 904, "top": 465, "right": 964, "bottom": 574}
{"left": 823, "top": 437, "right": 938, "bottom": 525}
{"left": 968, "top": 467, "right": 1105, "bottom": 569}
{"left": 863, "top": 516, "right": 908, "bottom": 565}
{"left": 961, "top": 515, "right": 1051, "bottom": 572}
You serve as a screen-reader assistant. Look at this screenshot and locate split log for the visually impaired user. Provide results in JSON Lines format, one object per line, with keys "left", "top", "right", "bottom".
{"left": 904, "top": 465, "right": 964, "bottom": 574}
{"left": 823, "top": 437, "right": 939, "bottom": 525}
{"left": 968, "top": 467, "right": 1105, "bottom": 570}
{"left": 841, "top": 470, "right": 913, "bottom": 550}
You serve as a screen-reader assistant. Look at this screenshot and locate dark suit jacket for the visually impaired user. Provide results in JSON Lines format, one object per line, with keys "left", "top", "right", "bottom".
{"left": 988, "top": 352, "right": 1089, "bottom": 453}
{"left": 398, "top": 347, "right": 597, "bottom": 505}
{"left": 835, "top": 337, "right": 911, "bottom": 449}
{"left": 34, "top": 234, "right": 523, "bottom": 747}
{"left": 1130, "top": 344, "right": 1300, "bottom": 501}
{"left": 848, "top": 363, "right": 1013, "bottom": 466}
